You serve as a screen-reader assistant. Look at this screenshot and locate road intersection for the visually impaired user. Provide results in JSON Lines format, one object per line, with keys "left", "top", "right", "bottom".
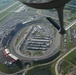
{"left": 55, "top": 19, "right": 76, "bottom": 75}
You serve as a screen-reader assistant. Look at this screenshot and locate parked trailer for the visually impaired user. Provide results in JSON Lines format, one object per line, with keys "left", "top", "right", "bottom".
{"left": 3, "top": 49, "right": 10, "bottom": 56}
{"left": 8, "top": 53, "right": 18, "bottom": 61}
{"left": 3, "top": 49, "right": 19, "bottom": 62}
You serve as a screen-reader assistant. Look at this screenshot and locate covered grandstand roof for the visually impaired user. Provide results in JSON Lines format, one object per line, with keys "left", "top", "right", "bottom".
{"left": 8, "top": 53, "right": 18, "bottom": 60}
{"left": 4, "top": 49, "right": 10, "bottom": 55}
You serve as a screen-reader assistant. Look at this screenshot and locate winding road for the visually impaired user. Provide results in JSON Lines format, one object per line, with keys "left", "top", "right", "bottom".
{"left": 55, "top": 19, "right": 76, "bottom": 75}
{"left": 55, "top": 47, "right": 76, "bottom": 75}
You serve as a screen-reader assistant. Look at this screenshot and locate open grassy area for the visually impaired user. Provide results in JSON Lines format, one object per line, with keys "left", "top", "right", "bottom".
{"left": 65, "top": 50, "right": 76, "bottom": 65}
{"left": 49, "top": 63, "right": 56, "bottom": 75}
{"left": 15, "top": 27, "right": 28, "bottom": 45}
{"left": 0, "top": 62, "right": 21, "bottom": 74}
{"left": 60, "top": 50, "right": 76, "bottom": 75}
{"left": 26, "top": 64, "right": 52, "bottom": 75}
{"left": 66, "top": 31, "right": 70, "bottom": 49}
{"left": 26, "top": 61, "right": 57, "bottom": 75}
{"left": 62, "top": 65, "right": 73, "bottom": 75}
{"left": 0, "top": 63, "right": 12, "bottom": 74}
{"left": 33, "top": 51, "right": 43, "bottom": 56}
{"left": 67, "top": 12, "right": 76, "bottom": 22}
{"left": 60, "top": 60, "right": 69, "bottom": 71}
{"left": 0, "top": 2, "right": 21, "bottom": 23}
{"left": 72, "top": 24, "right": 76, "bottom": 28}
{"left": 32, "top": 69, "right": 51, "bottom": 75}
{"left": 26, "top": 51, "right": 61, "bottom": 75}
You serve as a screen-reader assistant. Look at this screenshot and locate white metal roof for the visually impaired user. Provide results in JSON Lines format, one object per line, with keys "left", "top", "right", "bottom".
{"left": 8, "top": 53, "right": 18, "bottom": 60}
{"left": 4, "top": 49, "right": 10, "bottom": 54}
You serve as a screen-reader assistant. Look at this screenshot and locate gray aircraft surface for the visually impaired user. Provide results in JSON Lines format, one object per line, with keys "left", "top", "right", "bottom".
{"left": 18, "top": 0, "right": 71, "bottom": 35}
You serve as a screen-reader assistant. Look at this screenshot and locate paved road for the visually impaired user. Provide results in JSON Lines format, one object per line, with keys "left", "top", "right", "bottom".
{"left": 55, "top": 47, "right": 76, "bottom": 75}
{"left": 65, "top": 19, "right": 76, "bottom": 30}
{"left": 55, "top": 19, "right": 76, "bottom": 75}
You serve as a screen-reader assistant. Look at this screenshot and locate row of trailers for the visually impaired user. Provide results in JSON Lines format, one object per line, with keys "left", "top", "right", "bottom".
{"left": 3, "top": 49, "right": 19, "bottom": 63}
{"left": 26, "top": 39, "right": 51, "bottom": 50}
{"left": 3, "top": 49, "right": 23, "bottom": 69}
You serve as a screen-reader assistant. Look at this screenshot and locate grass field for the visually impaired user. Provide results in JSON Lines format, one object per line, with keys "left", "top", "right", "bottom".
{"left": 60, "top": 60, "right": 69, "bottom": 71}
{"left": 0, "top": 1, "right": 15, "bottom": 11}
{"left": 65, "top": 50, "right": 76, "bottom": 65}
{"left": 33, "top": 51, "right": 43, "bottom": 56}
{"left": 0, "top": 62, "right": 21, "bottom": 74}
{"left": 0, "top": 2, "right": 21, "bottom": 23}
{"left": 31, "top": 69, "right": 51, "bottom": 75}
{"left": 66, "top": 31, "right": 70, "bottom": 49}
{"left": 15, "top": 27, "right": 28, "bottom": 45}
{"left": 60, "top": 50, "right": 76, "bottom": 75}
{"left": 26, "top": 64, "right": 52, "bottom": 75}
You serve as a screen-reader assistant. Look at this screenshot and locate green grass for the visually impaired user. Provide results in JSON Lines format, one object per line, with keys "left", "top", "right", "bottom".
{"left": 65, "top": 50, "right": 76, "bottom": 65}
{"left": 0, "top": 62, "right": 21, "bottom": 74}
{"left": 26, "top": 64, "right": 52, "bottom": 75}
{"left": 15, "top": 27, "right": 28, "bottom": 45}
{"left": 72, "top": 24, "right": 76, "bottom": 28}
{"left": 33, "top": 52, "right": 43, "bottom": 56}
{"left": 0, "top": 13, "right": 11, "bottom": 23}
{"left": 66, "top": 31, "right": 70, "bottom": 49}
{"left": 67, "top": 12, "right": 76, "bottom": 22}
{"left": 0, "top": 2, "right": 21, "bottom": 23}
{"left": 49, "top": 63, "right": 56, "bottom": 75}
{"left": 62, "top": 65, "right": 73, "bottom": 75}
{"left": 26, "top": 51, "right": 61, "bottom": 75}
{"left": 26, "top": 62, "right": 57, "bottom": 75}
{"left": 59, "top": 60, "right": 75, "bottom": 75}
{"left": 60, "top": 50, "right": 76, "bottom": 74}
{"left": 0, "top": 63, "right": 12, "bottom": 73}
{"left": 32, "top": 69, "right": 51, "bottom": 75}
{"left": 60, "top": 60, "right": 69, "bottom": 71}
